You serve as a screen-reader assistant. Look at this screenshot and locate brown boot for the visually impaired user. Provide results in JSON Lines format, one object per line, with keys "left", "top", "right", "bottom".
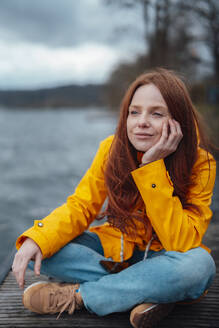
{"left": 23, "top": 281, "right": 83, "bottom": 318}
{"left": 130, "top": 303, "right": 175, "bottom": 328}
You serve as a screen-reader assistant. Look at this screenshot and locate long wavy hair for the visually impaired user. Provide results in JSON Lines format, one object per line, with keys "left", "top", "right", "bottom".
{"left": 98, "top": 68, "right": 212, "bottom": 240}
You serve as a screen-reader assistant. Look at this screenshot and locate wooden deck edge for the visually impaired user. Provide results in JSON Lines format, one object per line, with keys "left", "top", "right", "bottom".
{"left": 0, "top": 246, "right": 16, "bottom": 285}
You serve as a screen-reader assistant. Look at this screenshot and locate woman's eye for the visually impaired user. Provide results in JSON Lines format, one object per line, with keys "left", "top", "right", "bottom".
{"left": 130, "top": 110, "right": 138, "bottom": 115}
{"left": 153, "top": 112, "right": 163, "bottom": 117}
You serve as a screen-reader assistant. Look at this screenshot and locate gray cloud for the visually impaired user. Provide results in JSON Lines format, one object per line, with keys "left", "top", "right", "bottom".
{"left": 0, "top": 0, "right": 145, "bottom": 89}
{"left": 0, "top": 0, "right": 143, "bottom": 48}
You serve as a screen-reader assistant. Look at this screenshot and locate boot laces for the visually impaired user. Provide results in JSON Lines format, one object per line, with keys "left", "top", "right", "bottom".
{"left": 47, "top": 284, "right": 80, "bottom": 319}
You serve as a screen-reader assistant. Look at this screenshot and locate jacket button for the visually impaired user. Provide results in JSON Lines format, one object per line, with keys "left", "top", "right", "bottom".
{"left": 38, "top": 222, "right": 43, "bottom": 227}
{"left": 151, "top": 184, "right": 156, "bottom": 188}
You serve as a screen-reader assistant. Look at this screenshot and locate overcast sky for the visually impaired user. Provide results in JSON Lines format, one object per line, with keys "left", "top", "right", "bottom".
{"left": 0, "top": 0, "right": 145, "bottom": 90}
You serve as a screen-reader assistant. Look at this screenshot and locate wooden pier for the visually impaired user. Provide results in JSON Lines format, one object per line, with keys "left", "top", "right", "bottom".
{"left": 1, "top": 216, "right": 219, "bottom": 328}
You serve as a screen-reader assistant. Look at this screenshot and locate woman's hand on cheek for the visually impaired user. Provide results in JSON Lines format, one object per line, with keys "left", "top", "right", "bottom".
{"left": 141, "top": 119, "right": 183, "bottom": 165}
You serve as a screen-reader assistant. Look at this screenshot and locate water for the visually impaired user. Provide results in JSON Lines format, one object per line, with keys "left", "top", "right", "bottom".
{"left": 0, "top": 107, "right": 117, "bottom": 264}
{"left": 0, "top": 107, "right": 218, "bottom": 264}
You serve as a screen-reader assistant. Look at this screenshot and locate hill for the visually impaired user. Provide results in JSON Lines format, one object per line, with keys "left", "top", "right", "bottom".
{"left": 0, "top": 84, "right": 105, "bottom": 108}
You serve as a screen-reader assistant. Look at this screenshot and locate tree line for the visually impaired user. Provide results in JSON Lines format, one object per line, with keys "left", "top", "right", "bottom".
{"left": 103, "top": 0, "right": 219, "bottom": 110}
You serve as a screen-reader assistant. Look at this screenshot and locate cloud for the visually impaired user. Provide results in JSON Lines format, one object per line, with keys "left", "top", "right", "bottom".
{"left": 0, "top": 40, "right": 125, "bottom": 89}
{"left": 0, "top": 0, "right": 143, "bottom": 48}
{"left": 0, "top": 0, "right": 145, "bottom": 88}
{"left": 0, "top": 0, "right": 80, "bottom": 47}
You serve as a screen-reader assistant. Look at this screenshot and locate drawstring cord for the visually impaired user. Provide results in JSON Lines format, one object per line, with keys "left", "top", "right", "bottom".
{"left": 120, "top": 234, "right": 154, "bottom": 262}
{"left": 120, "top": 234, "right": 124, "bottom": 262}
{"left": 143, "top": 236, "right": 154, "bottom": 261}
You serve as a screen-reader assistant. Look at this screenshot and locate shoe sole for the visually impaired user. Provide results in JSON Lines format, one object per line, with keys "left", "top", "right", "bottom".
{"left": 131, "top": 303, "right": 174, "bottom": 328}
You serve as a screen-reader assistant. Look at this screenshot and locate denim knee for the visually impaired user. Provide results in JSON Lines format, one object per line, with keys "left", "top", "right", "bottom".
{"left": 165, "top": 247, "right": 216, "bottom": 299}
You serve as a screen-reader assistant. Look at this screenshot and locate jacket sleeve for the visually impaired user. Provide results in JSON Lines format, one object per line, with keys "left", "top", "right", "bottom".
{"left": 131, "top": 148, "right": 216, "bottom": 252}
{"left": 16, "top": 136, "right": 113, "bottom": 258}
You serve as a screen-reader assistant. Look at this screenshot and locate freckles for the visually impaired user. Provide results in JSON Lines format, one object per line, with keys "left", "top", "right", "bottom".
{"left": 152, "top": 125, "right": 163, "bottom": 139}
{"left": 153, "top": 121, "right": 162, "bottom": 132}
{"left": 127, "top": 120, "right": 135, "bottom": 131}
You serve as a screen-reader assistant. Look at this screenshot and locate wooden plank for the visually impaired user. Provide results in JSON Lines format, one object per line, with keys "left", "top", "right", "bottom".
{"left": 0, "top": 215, "right": 218, "bottom": 327}
{"left": 0, "top": 269, "right": 219, "bottom": 327}
{"left": 0, "top": 247, "right": 16, "bottom": 285}
{"left": 0, "top": 270, "right": 131, "bottom": 328}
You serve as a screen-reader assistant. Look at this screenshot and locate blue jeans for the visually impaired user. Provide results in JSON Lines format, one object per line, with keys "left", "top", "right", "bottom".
{"left": 29, "top": 231, "right": 216, "bottom": 316}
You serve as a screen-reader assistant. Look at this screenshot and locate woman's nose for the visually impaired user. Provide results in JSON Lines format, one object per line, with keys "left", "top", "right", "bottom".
{"left": 137, "top": 114, "right": 150, "bottom": 127}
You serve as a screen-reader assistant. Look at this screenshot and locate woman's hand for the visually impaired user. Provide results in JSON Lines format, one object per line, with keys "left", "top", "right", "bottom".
{"left": 12, "top": 238, "right": 42, "bottom": 289}
{"left": 141, "top": 119, "right": 183, "bottom": 165}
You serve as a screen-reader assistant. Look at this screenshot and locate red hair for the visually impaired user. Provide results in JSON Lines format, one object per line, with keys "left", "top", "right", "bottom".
{"left": 99, "top": 68, "right": 212, "bottom": 240}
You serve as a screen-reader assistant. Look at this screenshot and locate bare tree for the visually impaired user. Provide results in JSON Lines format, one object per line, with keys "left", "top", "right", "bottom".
{"left": 104, "top": 0, "right": 200, "bottom": 109}
{"left": 105, "top": 0, "right": 198, "bottom": 69}
{"left": 181, "top": 0, "right": 219, "bottom": 81}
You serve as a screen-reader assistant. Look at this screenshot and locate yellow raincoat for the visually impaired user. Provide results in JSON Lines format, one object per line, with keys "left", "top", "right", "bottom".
{"left": 16, "top": 135, "right": 216, "bottom": 262}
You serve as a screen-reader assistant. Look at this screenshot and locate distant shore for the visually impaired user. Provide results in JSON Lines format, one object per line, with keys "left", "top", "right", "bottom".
{"left": 0, "top": 83, "right": 105, "bottom": 109}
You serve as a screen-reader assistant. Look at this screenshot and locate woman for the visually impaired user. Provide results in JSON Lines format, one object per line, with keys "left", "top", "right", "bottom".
{"left": 12, "top": 68, "right": 216, "bottom": 328}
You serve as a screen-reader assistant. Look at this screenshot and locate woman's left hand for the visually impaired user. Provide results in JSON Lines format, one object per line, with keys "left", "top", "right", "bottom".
{"left": 141, "top": 119, "right": 183, "bottom": 165}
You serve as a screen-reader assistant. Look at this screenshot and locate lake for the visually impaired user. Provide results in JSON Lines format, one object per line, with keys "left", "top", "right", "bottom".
{"left": 0, "top": 107, "right": 218, "bottom": 265}
{"left": 0, "top": 107, "right": 117, "bottom": 264}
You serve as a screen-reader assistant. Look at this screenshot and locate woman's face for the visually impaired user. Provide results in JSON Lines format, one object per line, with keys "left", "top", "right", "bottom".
{"left": 127, "top": 83, "right": 171, "bottom": 152}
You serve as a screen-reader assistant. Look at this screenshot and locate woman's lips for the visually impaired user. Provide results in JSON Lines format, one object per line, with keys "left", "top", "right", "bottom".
{"left": 134, "top": 133, "right": 153, "bottom": 139}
